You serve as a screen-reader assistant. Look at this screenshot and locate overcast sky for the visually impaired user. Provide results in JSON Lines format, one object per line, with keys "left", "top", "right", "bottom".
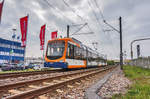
{"left": 0, "top": 0, "right": 150, "bottom": 60}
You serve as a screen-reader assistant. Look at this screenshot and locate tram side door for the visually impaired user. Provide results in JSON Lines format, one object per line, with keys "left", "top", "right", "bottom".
{"left": 67, "top": 43, "right": 74, "bottom": 59}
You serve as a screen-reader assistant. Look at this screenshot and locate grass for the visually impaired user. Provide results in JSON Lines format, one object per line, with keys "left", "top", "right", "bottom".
{"left": 112, "top": 65, "right": 150, "bottom": 99}
{"left": 0, "top": 69, "right": 41, "bottom": 74}
{"left": 0, "top": 68, "right": 55, "bottom": 74}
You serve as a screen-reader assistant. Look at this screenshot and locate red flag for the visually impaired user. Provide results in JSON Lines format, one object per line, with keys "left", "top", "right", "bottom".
{"left": 39, "top": 24, "right": 46, "bottom": 50}
{"left": 20, "top": 16, "right": 28, "bottom": 47}
{"left": 0, "top": 0, "right": 4, "bottom": 23}
{"left": 51, "top": 31, "right": 57, "bottom": 40}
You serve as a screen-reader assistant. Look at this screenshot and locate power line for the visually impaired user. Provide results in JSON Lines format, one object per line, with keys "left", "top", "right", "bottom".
{"left": 92, "top": 0, "right": 119, "bottom": 37}
{"left": 90, "top": 0, "right": 119, "bottom": 57}
{"left": 87, "top": 0, "right": 101, "bottom": 26}
{"left": 103, "top": 20, "right": 120, "bottom": 33}
{"left": 93, "top": 0, "right": 121, "bottom": 57}
{"left": 70, "top": 23, "right": 88, "bottom": 36}
{"left": 88, "top": 0, "right": 119, "bottom": 57}
{"left": 87, "top": 0, "right": 105, "bottom": 33}
{"left": 93, "top": 0, "right": 105, "bottom": 21}
{"left": 71, "top": 32, "right": 94, "bottom": 36}
{"left": 43, "top": 0, "right": 75, "bottom": 24}
{"left": 62, "top": 0, "right": 94, "bottom": 33}
{"left": 63, "top": 0, "right": 105, "bottom": 52}
{"left": 41, "top": 0, "right": 92, "bottom": 34}
{"left": 62, "top": 0, "right": 86, "bottom": 21}
{"left": 70, "top": 23, "right": 87, "bottom": 27}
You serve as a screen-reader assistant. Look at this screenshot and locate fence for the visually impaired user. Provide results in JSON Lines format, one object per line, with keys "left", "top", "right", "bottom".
{"left": 129, "top": 57, "right": 150, "bottom": 69}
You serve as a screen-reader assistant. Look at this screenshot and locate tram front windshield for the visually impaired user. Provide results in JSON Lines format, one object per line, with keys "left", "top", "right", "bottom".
{"left": 46, "top": 40, "right": 65, "bottom": 60}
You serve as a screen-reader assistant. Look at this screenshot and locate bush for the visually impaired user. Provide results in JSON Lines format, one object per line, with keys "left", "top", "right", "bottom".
{"left": 107, "top": 60, "right": 115, "bottom": 65}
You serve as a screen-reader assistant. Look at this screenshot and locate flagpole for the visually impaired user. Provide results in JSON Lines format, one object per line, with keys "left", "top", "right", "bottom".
{"left": 11, "top": 28, "right": 16, "bottom": 63}
{"left": 23, "top": 14, "right": 29, "bottom": 65}
{"left": 42, "top": 39, "right": 44, "bottom": 63}
{"left": 43, "top": 24, "right": 46, "bottom": 63}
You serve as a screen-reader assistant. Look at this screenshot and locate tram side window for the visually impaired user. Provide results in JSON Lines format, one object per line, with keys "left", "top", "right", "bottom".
{"left": 80, "top": 48, "right": 84, "bottom": 60}
{"left": 78, "top": 48, "right": 81, "bottom": 59}
{"left": 89, "top": 52, "right": 92, "bottom": 60}
{"left": 67, "top": 43, "right": 74, "bottom": 59}
{"left": 95, "top": 54, "right": 97, "bottom": 60}
{"left": 87, "top": 50, "right": 89, "bottom": 59}
{"left": 93, "top": 53, "right": 96, "bottom": 61}
{"left": 67, "top": 44, "right": 86, "bottom": 60}
{"left": 74, "top": 46, "right": 79, "bottom": 59}
{"left": 83, "top": 49, "right": 86, "bottom": 59}
{"left": 92, "top": 53, "right": 94, "bottom": 61}
{"left": 73, "top": 46, "right": 83, "bottom": 60}
{"left": 67, "top": 44, "right": 70, "bottom": 58}
{"left": 76, "top": 47, "right": 83, "bottom": 60}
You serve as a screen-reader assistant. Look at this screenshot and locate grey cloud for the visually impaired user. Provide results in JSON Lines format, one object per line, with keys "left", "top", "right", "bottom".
{"left": 0, "top": 0, "right": 150, "bottom": 59}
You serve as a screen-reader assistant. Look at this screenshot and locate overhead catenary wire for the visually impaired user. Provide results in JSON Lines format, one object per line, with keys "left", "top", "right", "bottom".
{"left": 43, "top": 0, "right": 93, "bottom": 36}
{"left": 62, "top": 0, "right": 86, "bottom": 22}
{"left": 88, "top": 0, "right": 119, "bottom": 57}
{"left": 87, "top": 0, "right": 105, "bottom": 33}
{"left": 70, "top": 23, "right": 87, "bottom": 27}
{"left": 93, "top": 0, "right": 105, "bottom": 21}
{"left": 103, "top": 20, "right": 120, "bottom": 33}
{"left": 43, "top": 0, "right": 113, "bottom": 57}
{"left": 62, "top": 0, "right": 97, "bottom": 49}
{"left": 62, "top": 0, "right": 94, "bottom": 33}
{"left": 43, "top": 0, "right": 75, "bottom": 25}
{"left": 92, "top": 0, "right": 119, "bottom": 37}
{"left": 70, "top": 23, "right": 88, "bottom": 36}
{"left": 71, "top": 32, "right": 94, "bottom": 36}
{"left": 87, "top": 0, "right": 101, "bottom": 27}
{"left": 87, "top": 0, "right": 106, "bottom": 53}
{"left": 92, "top": 0, "right": 120, "bottom": 37}
{"left": 62, "top": 0, "right": 84, "bottom": 21}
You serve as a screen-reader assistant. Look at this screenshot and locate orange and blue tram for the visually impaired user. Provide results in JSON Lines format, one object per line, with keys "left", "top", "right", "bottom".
{"left": 44, "top": 38, "right": 107, "bottom": 69}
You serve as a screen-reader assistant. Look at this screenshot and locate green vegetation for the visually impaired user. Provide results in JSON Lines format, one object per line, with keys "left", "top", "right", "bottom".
{"left": 112, "top": 65, "right": 150, "bottom": 99}
{"left": 0, "top": 68, "right": 55, "bottom": 74}
{"left": 0, "top": 69, "right": 39, "bottom": 74}
{"left": 107, "top": 60, "right": 115, "bottom": 65}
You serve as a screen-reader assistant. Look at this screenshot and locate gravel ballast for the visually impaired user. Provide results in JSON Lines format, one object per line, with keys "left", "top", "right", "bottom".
{"left": 42, "top": 67, "right": 115, "bottom": 99}
{"left": 98, "top": 67, "right": 132, "bottom": 98}
{"left": 0, "top": 69, "right": 97, "bottom": 86}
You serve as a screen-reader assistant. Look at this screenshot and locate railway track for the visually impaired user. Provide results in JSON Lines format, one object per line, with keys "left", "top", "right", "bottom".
{"left": 0, "top": 66, "right": 116, "bottom": 99}
{"left": 0, "top": 69, "right": 63, "bottom": 79}
{"left": 0, "top": 66, "right": 106, "bottom": 79}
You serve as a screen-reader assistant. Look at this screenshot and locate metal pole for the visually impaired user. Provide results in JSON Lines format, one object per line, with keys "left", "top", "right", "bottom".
{"left": 130, "top": 37, "right": 150, "bottom": 60}
{"left": 137, "top": 45, "right": 140, "bottom": 58}
{"left": 43, "top": 24, "right": 46, "bottom": 63}
{"left": 131, "top": 43, "right": 133, "bottom": 59}
{"left": 23, "top": 14, "right": 29, "bottom": 65}
{"left": 12, "top": 29, "right": 16, "bottom": 63}
{"left": 103, "top": 17, "right": 124, "bottom": 69}
{"left": 119, "top": 16, "right": 123, "bottom": 70}
{"left": 67, "top": 25, "right": 69, "bottom": 38}
{"left": 10, "top": 29, "right": 16, "bottom": 64}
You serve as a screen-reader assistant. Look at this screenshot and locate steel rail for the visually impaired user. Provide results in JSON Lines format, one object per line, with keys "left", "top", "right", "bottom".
{"left": 0, "top": 69, "right": 62, "bottom": 79}
{"left": 0, "top": 67, "right": 106, "bottom": 91}
{"left": 5, "top": 66, "right": 115, "bottom": 99}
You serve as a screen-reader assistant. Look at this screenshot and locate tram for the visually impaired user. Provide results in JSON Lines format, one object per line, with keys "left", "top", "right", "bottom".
{"left": 44, "top": 38, "right": 107, "bottom": 69}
